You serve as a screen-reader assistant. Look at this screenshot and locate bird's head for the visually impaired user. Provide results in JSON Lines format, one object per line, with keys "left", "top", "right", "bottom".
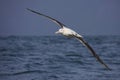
{"left": 55, "top": 28, "right": 63, "bottom": 34}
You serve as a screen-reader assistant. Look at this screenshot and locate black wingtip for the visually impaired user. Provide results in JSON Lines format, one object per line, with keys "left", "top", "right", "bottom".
{"left": 104, "top": 66, "right": 112, "bottom": 71}
{"left": 26, "top": 8, "right": 33, "bottom": 12}
{"left": 101, "top": 62, "right": 111, "bottom": 71}
{"left": 26, "top": 8, "right": 30, "bottom": 11}
{"left": 106, "top": 67, "right": 112, "bottom": 71}
{"left": 26, "top": 8, "right": 29, "bottom": 10}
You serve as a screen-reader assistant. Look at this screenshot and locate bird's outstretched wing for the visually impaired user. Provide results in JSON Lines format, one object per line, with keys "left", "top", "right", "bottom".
{"left": 27, "top": 8, "right": 66, "bottom": 28}
{"left": 75, "top": 36, "right": 111, "bottom": 70}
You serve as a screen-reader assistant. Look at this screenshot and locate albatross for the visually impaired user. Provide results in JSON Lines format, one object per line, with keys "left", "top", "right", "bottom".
{"left": 27, "top": 8, "right": 111, "bottom": 70}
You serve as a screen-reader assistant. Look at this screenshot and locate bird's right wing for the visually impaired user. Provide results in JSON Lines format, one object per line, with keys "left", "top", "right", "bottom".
{"left": 27, "top": 8, "right": 66, "bottom": 28}
{"left": 75, "top": 36, "right": 111, "bottom": 70}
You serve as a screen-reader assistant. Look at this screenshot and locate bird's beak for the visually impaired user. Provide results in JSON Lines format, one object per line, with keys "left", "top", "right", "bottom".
{"left": 55, "top": 31, "right": 60, "bottom": 34}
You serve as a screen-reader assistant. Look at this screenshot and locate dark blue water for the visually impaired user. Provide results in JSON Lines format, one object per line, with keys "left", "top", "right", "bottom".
{"left": 0, "top": 35, "right": 120, "bottom": 80}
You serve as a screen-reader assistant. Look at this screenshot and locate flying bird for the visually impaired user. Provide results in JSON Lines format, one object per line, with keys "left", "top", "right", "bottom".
{"left": 27, "top": 8, "right": 111, "bottom": 70}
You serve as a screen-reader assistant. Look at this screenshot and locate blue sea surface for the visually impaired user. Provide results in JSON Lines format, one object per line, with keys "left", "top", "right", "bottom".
{"left": 0, "top": 35, "right": 120, "bottom": 80}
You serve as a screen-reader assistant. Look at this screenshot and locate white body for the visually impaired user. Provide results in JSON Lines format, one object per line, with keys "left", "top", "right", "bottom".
{"left": 56, "top": 27, "right": 82, "bottom": 38}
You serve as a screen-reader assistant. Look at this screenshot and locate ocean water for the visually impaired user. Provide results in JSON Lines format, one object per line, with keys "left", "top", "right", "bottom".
{"left": 0, "top": 35, "right": 120, "bottom": 80}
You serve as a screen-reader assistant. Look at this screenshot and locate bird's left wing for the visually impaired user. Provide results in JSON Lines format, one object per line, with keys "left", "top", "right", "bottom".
{"left": 75, "top": 36, "right": 111, "bottom": 70}
{"left": 27, "top": 8, "right": 66, "bottom": 28}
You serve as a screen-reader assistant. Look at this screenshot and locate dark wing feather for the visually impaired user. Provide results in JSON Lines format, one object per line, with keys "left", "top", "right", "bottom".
{"left": 75, "top": 36, "right": 111, "bottom": 70}
{"left": 27, "top": 8, "right": 66, "bottom": 28}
